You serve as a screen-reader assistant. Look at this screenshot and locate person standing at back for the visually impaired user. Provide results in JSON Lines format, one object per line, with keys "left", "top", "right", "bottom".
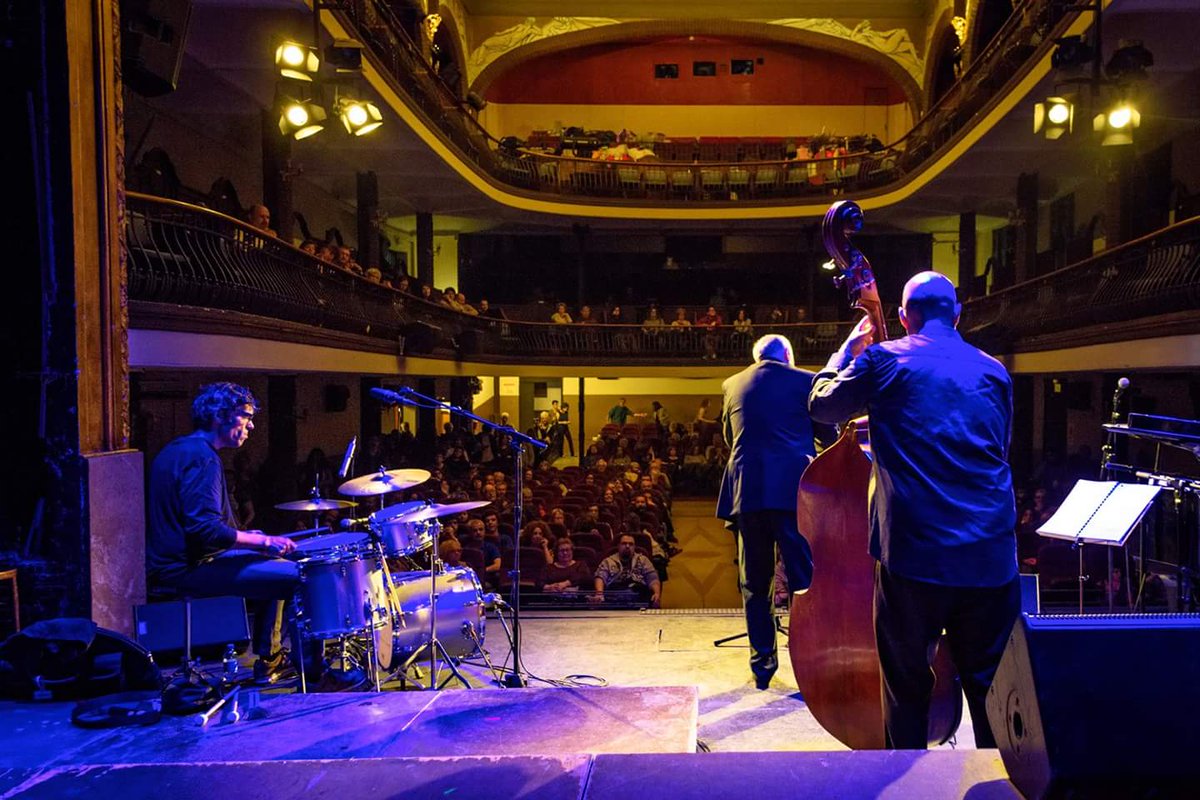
{"left": 808, "top": 270, "right": 1019, "bottom": 749}
{"left": 717, "top": 334, "right": 832, "bottom": 689}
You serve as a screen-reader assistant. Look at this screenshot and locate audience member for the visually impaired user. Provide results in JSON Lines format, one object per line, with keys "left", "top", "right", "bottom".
{"left": 594, "top": 534, "right": 661, "bottom": 607}
{"left": 550, "top": 302, "right": 573, "bottom": 324}
{"left": 543, "top": 539, "right": 593, "bottom": 592}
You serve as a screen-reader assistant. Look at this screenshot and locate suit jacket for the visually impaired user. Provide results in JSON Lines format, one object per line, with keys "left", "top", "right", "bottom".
{"left": 717, "top": 359, "right": 828, "bottom": 521}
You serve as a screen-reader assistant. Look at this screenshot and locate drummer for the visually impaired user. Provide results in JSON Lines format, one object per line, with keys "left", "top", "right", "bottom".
{"left": 146, "top": 382, "right": 301, "bottom": 684}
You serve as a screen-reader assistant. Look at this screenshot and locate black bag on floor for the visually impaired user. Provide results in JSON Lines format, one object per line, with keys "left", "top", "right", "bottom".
{"left": 0, "top": 617, "right": 161, "bottom": 700}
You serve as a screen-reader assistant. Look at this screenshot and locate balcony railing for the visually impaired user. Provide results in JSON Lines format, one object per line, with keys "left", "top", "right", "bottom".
{"left": 960, "top": 215, "right": 1200, "bottom": 350}
{"left": 127, "top": 195, "right": 1200, "bottom": 365}
{"left": 125, "top": 193, "right": 849, "bottom": 363}
{"left": 334, "top": 0, "right": 1074, "bottom": 204}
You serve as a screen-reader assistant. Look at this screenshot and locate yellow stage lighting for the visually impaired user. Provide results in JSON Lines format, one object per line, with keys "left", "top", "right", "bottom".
{"left": 338, "top": 98, "right": 383, "bottom": 136}
{"left": 279, "top": 99, "right": 326, "bottom": 140}
{"left": 1033, "top": 96, "right": 1074, "bottom": 140}
{"left": 275, "top": 41, "right": 319, "bottom": 82}
{"left": 1093, "top": 102, "right": 1140, "bottom": 146}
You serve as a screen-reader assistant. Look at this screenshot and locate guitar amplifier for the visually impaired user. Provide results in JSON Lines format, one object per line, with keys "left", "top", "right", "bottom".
{"left": 134, "top": 596, "right": 250, "bottom": 660}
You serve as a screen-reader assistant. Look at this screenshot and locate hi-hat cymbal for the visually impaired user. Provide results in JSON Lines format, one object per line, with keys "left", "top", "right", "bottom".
{"left": 275, "top": 498, "right": 357, "bottom": 512}
{"left": 338, "top": 468, "right": 431, "bottom": 497}
{"left": 388, "top": 500, "right": 491, "bottom": 523}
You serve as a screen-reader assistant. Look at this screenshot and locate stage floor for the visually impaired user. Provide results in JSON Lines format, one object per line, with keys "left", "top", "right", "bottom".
{"left": 0, "top": 611, "right": 1009, "bottom": 799}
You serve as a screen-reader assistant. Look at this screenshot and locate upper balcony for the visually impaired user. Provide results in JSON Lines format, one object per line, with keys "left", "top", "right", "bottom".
{"left": 126, "top": 193, "right": 1200, "bottom": 376}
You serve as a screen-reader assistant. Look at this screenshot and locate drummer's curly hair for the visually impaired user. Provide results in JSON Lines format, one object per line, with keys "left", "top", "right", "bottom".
{"left": 192, "top": 382, "right": 258, "bottom": 430}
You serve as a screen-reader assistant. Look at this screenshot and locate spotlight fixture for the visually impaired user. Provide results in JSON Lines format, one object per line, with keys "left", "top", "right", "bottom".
{"left": 1033, "top": 96, "right": 1074, "bottom": 140}
{"left": 1050, "top": 35, "right": 1094, "bottom": 71}
{"left": 325, "top": 39, "right": 364, "bottom": 75}
{"left": 337, "top": 98, "right": 383, "bottom": 136}
{"left": 820, "top": 259, "right": 837, "bottom": 271}
{"left": 1093, "top": 102, "right": 1140, "bottom": 147}
{"left": 1106, "top": 39, "right": 1154, "bottom": 81}
{"left": 279, "top": 98, "right": 327, "bottom": 140}
{"left": 275, "top": 41, "right": 320, "bottom": 82}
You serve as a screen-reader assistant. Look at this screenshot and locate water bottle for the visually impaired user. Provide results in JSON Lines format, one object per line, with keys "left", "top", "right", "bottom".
{"left": 222, "top": 644, "right": 238, "bottom": 682}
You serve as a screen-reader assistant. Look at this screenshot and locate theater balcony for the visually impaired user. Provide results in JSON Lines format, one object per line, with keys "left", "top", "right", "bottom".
{"left": 175, "top": 0, "right": 1112, "bottom": 223}
{"left": 127, "top": 193, "right": 1200, "bottom": 376}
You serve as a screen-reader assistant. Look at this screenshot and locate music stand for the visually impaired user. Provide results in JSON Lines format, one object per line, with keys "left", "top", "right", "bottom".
{"left": 1037, "top": 479, "right": 1162, "bottom": 612}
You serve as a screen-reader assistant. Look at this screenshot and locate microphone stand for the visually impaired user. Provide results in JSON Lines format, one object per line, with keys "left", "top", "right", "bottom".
{"left": 1098, "top": 378, "right": 1130, "bottom": 611}
{"left": 372, "top": 385, "right": 546, "bottom": 688}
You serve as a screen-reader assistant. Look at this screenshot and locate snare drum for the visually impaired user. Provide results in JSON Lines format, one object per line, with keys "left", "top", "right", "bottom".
{"left": 294, "top": 544, "right": 389, "bottom": 639}
{"left": 370, "top": 515, "right": 436, "bottom": 558}
{"left": 387, "top": 567, "right": 485, "bottom": 662}
{"left": 293, "top": 531, "right": 372, "bottom": 559}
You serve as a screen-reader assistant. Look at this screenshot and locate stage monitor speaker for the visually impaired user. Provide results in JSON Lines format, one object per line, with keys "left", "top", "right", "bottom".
{"left": 121, "top": 0, "right": 193, "bottom": 96}
{"left": 134, "top": 596, "right": 250, "bottom": 660}
{"left": 986, "top": 613, "right": 1200, "bottom": 799}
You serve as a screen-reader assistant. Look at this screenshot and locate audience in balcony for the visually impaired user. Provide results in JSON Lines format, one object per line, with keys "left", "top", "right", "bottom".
{"left": 641, "top": 306, "right": 665, "bottom": 332}
{"left": 246, "top": 203, "right": 276, "bottom": 237}
{"left": 732, "top": 307, "right": 753, "bottom": 337}
{"left": 697, "top": 305, "right": 723, "bottom": 360}
{"left": 550, "top": 302, "right": 573, "bottom": 324}
{"left": 670, "top": 307, "right": 692, "bottom": 328}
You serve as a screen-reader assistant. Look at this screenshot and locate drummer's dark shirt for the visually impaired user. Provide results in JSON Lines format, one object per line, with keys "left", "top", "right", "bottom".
{"left": 809, "top": 320, "right": 1017, "bottom": 587}
{"left": 147, "top": 433, "right": 239, "bottom": 584}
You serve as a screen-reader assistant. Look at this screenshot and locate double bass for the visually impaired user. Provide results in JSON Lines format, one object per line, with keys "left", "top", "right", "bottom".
{"left": 788, "top": 200, "right": 962, "bottom": 749}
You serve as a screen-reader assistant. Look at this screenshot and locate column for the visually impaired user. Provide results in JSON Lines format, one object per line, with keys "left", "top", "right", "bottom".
{"left": 1014, "top": 172, "right": 1038, "bottom": 284}
{"left": 573, "top": 224, "right": 589, "bottom": 308}
{"left": 357, "top": 171, "right": 380, "bottom": 270}
{"left": 416, "top": 212, "right": 435, "bottom": 287}
{"left": 958, "top": 211, "right": 977, "bottom": 295}
{"left": 262, "top": 110, "right": 294, "bottom": 242}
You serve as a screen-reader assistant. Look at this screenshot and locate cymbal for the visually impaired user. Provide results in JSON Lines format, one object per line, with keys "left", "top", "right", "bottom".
{"left": 275, "top": 498, "right": 357, "bottom": 512}
{"left": 338, "top": 468, "right": 431, "bottom": 497}
{"left": 388, "top": 500, "right": 491, "bottom": 523}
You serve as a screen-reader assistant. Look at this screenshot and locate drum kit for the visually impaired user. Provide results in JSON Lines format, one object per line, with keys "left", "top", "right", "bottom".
{"left": 274, "top": 467, "right": 496, "bottom": 692}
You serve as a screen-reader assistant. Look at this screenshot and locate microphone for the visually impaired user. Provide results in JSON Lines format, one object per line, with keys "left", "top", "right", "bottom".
{"left": 482, "top": 592, "right": 510, "bottom": 611}
{"left": 370, "top": 386, "right": 408, "bottom": 404}
{"left": 1110, "top": 376, "right": 1130, "bottom": 423}
{"left": 338, "top": 435, "right": 357, "bottom": 479}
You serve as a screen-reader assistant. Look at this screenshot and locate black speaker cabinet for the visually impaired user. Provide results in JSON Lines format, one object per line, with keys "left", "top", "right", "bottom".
{"left": 134, "top": 596, "right": 250, "bottom": 660}
{"left": 121, "top": 0, "right": 193, "bottom": 96}
{"left": 986, "top": 613, "right": 1200, "bottom": 799}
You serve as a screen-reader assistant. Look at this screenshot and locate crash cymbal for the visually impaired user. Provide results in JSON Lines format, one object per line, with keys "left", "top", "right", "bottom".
{"left": 338, "top": 468, "right": 431, "bottom": 497}
{"left": 275, "top": 498, "right": 357, "bottom": 512}
{"left": 389, "top": 500, "right": 491, "bottom": 523}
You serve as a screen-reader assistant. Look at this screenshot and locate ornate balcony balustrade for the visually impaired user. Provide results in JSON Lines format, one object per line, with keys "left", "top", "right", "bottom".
{"left": 333, "top": 0, "right": 1073, "bottom": 204}
{"left": 127, "top": 195, "right": 1200, "bottom": 366}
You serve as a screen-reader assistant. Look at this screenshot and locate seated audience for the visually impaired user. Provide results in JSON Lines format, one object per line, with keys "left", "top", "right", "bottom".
{"left": 594, "top": 534, "right": 662, "bottom": 607}
{"left": 543, "top": 539, "right": 593, "bottom": 592}
{"left": 550, "top": 302, "right": 573, "bottom": 324}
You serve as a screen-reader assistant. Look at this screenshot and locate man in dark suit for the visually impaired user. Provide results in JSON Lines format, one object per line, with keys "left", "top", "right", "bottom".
{"left": 718, "top": 334, "right": 832, "bottom": 688}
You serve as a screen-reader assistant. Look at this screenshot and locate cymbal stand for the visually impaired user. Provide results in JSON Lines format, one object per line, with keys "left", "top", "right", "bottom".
{"left": 371, "top": 384, "right": 547, "bottom": 688}
{"left": 398, "top": 523, "right": 471, "bottom": 690}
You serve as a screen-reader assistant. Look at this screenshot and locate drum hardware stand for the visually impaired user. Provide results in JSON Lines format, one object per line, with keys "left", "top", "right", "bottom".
{"left": 398, "top": 527, "right": 472, "bottom": 691}
{"left": 370, "top": 385, "right": 547, "bottom": 688}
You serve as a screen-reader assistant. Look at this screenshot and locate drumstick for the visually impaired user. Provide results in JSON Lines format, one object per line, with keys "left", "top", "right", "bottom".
{"left": 285, "top": 526, "right": 331, "bottom": 541}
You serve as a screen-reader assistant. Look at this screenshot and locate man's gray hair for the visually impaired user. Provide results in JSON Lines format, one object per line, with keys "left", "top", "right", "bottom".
{"left": 752, "top": 334, "right": 794, "bottom": 366}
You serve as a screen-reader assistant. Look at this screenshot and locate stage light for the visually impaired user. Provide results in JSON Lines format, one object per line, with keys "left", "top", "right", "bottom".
{"left": 279, "top": 99, "right": 326, "bottom": 139}
{"left": 338, "top": 98, "right": 383, "bottom": 136}
{"left": 1093, "top": 102, "right": 1140, "bottom": 147}
{"left": 1106, "top": 40, "right": 1153, "bottom": 81}
{"left": 275, "top": 41, "right": 319, "bottom": 82}
{"left": 1033, "top": 96, "right": 1074, "bottom": 140}
{"left": 325, "top": 39, "right": 363, "bottom": 75}
{"left": 1050, "top": 35, "right": 1094, "bottom": 71}
{"left": 821, "top": 259, "right": 837, "bottom": 271}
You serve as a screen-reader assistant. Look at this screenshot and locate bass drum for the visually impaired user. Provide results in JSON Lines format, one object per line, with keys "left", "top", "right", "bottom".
{"left": 376, "top": 567, "right": 485, "bottom": 670}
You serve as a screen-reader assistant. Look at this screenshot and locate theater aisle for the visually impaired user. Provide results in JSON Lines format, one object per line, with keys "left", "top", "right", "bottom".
{"left": 662, "top": 499, "right": 741, "bottom": 609}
